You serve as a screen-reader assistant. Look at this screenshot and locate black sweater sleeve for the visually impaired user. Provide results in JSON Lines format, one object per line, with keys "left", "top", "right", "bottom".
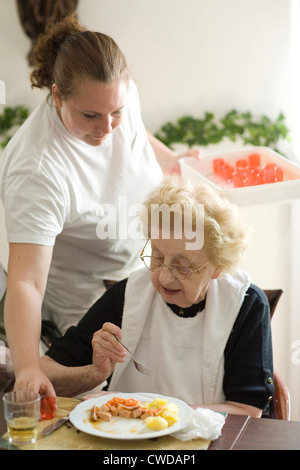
{"left": 223, "top": 284, "right": 274, "bottom": 410}
{"left": 46, "top": 279, "right": 127, "bottom": 367}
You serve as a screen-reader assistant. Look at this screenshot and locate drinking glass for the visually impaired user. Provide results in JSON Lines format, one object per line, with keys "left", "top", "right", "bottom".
{"left": 3, "top": 391, "right": 41, "bottom": 445}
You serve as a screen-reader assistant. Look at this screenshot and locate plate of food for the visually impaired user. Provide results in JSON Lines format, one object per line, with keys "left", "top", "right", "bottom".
{"left": 69, "top": 392, "right": 193, "bottom": 440}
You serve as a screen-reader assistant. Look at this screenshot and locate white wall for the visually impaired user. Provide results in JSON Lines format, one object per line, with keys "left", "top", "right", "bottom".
{"left": 0, "top": 0, "right": 293, "bottom": 128}
{"left": 0, "top": 0, "right": 298, "bottom": 417}
{"left": 77, "top": 0, "right": 293, "bottom": 133}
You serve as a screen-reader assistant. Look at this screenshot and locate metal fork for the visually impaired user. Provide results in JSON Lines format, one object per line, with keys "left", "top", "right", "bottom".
{"left": 114, "top": 335, "right": 153, "bottom": 376}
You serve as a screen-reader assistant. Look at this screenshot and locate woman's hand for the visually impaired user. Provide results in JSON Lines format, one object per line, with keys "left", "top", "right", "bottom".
{"left": 14, "top": 366, "right": 56, "bottom": 397}
{"left": 91, "top": 322, "right": 127, "bottom": 378}
{"left": 39, "top": 323, "right": 127, "bottom": 397}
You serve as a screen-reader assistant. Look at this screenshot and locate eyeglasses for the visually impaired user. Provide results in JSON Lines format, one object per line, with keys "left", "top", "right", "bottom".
{"left": 140, "top": 239, "right": 209, "bottom": 280}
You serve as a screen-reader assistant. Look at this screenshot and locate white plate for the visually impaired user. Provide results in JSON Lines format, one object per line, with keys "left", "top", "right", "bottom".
{"left": 69, "top": 392, "right": 193, "bottom": 440}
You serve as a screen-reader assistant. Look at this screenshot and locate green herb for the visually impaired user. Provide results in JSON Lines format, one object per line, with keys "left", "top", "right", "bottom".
{"left": 0, "top": 106, "right": 29, "bottom": 148}
{"left": 155, "top": 110, "right": 290, "bottom": 156}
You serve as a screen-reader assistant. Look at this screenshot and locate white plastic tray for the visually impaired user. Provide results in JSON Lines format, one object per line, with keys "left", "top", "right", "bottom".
{"left": 179, "top": 146, "right": 300, "bottom": 206}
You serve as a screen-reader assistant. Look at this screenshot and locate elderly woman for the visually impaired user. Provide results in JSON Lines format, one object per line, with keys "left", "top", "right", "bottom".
{"left": 40, "top": 178, "right": 274, "bottom": 417}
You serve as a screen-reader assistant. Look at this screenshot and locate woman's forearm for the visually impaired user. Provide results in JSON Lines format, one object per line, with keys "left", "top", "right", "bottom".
{"left": 5, "top": 281, "right": 44, "bottom": 374}
{"left": 147, "top": 131, "right": 178, "bottom": 174}
{"left": 40, "top": 356, "right": 105, "bottom": 397}
{"left": 147, "top": 131, "right": 202, "bottom": 174}
{"left": 4, "top": 243, "right": 55, "bottom": 394}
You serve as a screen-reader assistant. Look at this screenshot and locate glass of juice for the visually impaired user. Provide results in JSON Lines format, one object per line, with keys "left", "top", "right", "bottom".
{"left": 3, "top": 391, "right": 41, "bottom": 445}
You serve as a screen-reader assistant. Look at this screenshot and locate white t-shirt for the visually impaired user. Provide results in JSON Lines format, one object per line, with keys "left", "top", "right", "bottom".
{"left": 0, "top": 81, "right": 163, "bottom": 332}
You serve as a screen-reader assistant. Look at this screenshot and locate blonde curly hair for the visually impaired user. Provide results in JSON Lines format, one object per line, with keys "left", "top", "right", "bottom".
{"left": 143, "top": 176, "right": 250, "bottom": 273}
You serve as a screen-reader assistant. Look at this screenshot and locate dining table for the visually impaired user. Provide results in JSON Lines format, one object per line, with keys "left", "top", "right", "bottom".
{"left": 1, "top": 393, "right": 300, "bottom": 451}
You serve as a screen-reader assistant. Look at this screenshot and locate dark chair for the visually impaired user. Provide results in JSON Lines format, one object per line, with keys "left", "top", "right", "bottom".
{"left": 264, "top": 289, "right": 290, "bottom": 420}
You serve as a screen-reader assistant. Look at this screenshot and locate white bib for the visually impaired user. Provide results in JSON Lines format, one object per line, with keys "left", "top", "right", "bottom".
{"left": 109, "top": 268, "right": 250, "bottom": 404}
